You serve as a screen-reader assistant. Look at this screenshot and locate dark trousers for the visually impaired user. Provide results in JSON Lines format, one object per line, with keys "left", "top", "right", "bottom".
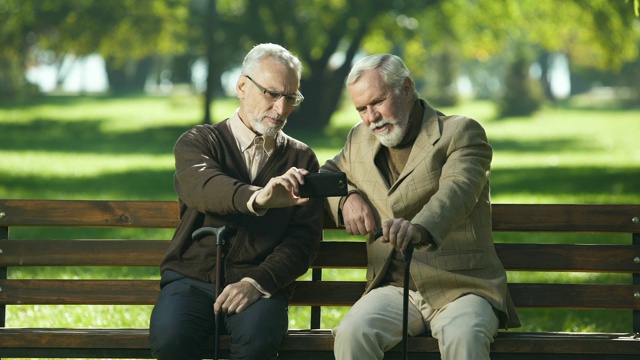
{"left": 150, "top": 270, "right": 289, "bottom": 360}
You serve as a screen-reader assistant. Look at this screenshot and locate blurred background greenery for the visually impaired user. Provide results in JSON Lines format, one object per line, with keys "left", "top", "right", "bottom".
{"left": 2, "top": 0, "right": 640, "bottom": 125}
{"left": 1, "top": 0, "right": 640, "bottom": 353}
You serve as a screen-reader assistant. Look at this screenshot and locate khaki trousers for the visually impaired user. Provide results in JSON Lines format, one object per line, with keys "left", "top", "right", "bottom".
{"left": 332, "top": 285, "right": 499, "bottom": 360}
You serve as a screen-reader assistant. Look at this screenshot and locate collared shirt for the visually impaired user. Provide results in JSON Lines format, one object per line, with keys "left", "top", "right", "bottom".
{"left": 227, "top": 110, "right": 276, "bottom": 297}
{"left": 228, "top": 110, "right": 276, "bottom": 179}
{"left": 228, "top": 110, "right": 276, "bottom": 216}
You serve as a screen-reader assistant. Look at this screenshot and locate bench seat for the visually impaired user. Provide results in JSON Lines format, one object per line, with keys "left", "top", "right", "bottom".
{"left": 1, "top": 328, "right": 639, "bottom": 359}
{"left": 1, "top": 200, "right": 639, "bottom": 359}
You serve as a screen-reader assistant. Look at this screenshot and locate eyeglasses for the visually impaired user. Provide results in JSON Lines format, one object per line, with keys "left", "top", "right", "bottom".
{"left": 244, "top": 75, "right": 304, "bottom": 107}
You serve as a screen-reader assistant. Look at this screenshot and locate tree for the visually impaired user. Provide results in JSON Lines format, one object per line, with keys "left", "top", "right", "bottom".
{"left": 247, "top": 0, "right": 639, "bottom": 129}
{"left": 213, "top": 0, "right": 441, "bottom": 131}
{"left": 0, "top": 0, "right": 190, "bottom": 97}
{"left": 420, "top": 0, "right": 640, "bottom": 111}
{"left": 497, "top": 46, "right": 544, "bottom": 117}
{"left": 3, "top": 0, "right": 638, "bottom": 124}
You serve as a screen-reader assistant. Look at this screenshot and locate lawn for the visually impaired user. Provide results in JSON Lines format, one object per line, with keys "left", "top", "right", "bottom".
{"left": 1, "top": 93, "right": 639, "bottom": 346}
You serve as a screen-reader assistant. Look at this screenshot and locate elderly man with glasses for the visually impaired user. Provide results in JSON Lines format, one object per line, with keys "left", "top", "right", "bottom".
{"left": 150, "top": 43, "right": 324, "bottom": 360}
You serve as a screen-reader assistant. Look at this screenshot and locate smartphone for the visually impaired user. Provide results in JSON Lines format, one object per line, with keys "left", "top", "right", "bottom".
{"left": 298, "top": 172, "right": 348, "bottom": 198}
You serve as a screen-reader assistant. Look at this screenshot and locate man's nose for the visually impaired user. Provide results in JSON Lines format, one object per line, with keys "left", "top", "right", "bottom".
{"left": 272, "top": 95, "right": 288, "bottom": 113}
{"left": 364, "top": 107, "right": 379, "bottom": 125}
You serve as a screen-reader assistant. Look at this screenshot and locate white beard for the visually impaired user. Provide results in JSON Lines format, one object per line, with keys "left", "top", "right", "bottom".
{"left": 369, "top": 104, "right": 411, "bottom": 148}
{"left": 251, "top": 115, "right": 287, "bottom": 137}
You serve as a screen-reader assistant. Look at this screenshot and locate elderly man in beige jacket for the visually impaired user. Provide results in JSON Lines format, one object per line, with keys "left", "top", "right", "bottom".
{"left": 321, "top": 54, "right": 520, "bottom": 360}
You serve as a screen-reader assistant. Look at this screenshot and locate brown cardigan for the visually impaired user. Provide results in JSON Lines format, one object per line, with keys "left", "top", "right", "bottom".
{"left": 160, "top": 120, "right": 324, "bottom": 297}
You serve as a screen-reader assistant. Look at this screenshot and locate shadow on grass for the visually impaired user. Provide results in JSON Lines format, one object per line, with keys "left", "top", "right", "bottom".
{"left": 0, "top": 168, "right": 177, "bottom": 200}
{"left": 293, "top": 124, "right": 598, "bottom": 156}
{"left": 0, "top": 94, "right": 113, "bottom": 110}
{"left": 490, "top": 137, "right": 592, "bottom": 153}
{"left": 0, "top": 118, "right": 191, "bottom": 155}
{"left": 285, "top": 127, "right": 351, "bottom": 151}
{"left": 2, "top": 115, "right": 345, "bottom": 155}
{"left": 491, "top": 166, "right": 640, "bottom": 200}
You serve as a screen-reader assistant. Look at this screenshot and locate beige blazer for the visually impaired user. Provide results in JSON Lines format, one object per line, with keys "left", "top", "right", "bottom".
{"left": 322, "top": 100, "right": 520, "bottom": 328}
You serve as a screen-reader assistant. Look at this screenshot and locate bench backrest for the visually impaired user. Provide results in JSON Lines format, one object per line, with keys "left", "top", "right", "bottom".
{"left": 1, "top": 200, "right": 639, "bottom": 331}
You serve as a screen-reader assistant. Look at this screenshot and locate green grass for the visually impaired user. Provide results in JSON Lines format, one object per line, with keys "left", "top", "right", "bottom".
{"left": 1, "top": 94, "right": 639, "bottom": 350}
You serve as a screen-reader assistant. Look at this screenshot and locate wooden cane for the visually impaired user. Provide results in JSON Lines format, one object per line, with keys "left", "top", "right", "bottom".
{"left": 374, "top": 228, "right": 413, "bottom": 359}
{"left": 214, "top": 228, "right": 225, "bottom": 360}
{"left": 192, "top": 226, "right": 227, "bottom": 360}
{"left": 213, "top": 233, "right": 224, "bottom": 360}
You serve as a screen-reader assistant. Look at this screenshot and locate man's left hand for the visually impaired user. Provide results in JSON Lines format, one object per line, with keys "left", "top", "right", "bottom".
{"left": 214, "top": 281, "right": 261, "bottom": 315}
{"left": 376, "top": 218, "right": 421, "bottom": 251}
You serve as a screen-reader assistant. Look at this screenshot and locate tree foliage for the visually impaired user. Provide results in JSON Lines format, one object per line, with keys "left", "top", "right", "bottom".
{"left": 405, "top": 0, "right": 640, "bottom": 113}
{"left": 0, "top": 0, "right": 189, "bottom": 95}
{"left": 1, "top": 0, "right": 639, "bottom": 125}
{"left": 210, "top": 0, "right": 442, "bottom": 130}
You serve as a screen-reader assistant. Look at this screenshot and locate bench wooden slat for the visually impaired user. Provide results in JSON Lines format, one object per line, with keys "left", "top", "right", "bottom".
{"left": 290, "top": 281, "right": 365, "bottom": 306}
{"left": 0, "top": 280, "right": 364, "bottom": 306}
{"left": 1, "top": 200, "right": 640, "bottom": 358}
{"left": 292, "top": 282, "right": 640, "bottom": 310}
{"left": 0, "top": 240, "right": 168, "bottom": 267}
{"left": 1, "top": 329, "right": 638, "bottom": 358}
{"left": 488, "top": 331, "right": 640, "bottom": 355}
{"left": 1, "top": 280, "right": 639, "bottom": 310}
{"left": 0, "top": 328, "right": 152, "bottom": 349}
{"left": 316, "top": 242, "right": 640, "bottom": 272}
{"left": 496, "top": 243, "right": 640, "bottom": 273}
{"left": 0, "top": 200, "right": 180, "bottom": 228}
{"left": 492, "top": 204, "right": 640, "bottom": 232}
{"left": 2, "top": 201, "right": 639, "bottom": 233}
{"left": 508, "top": 283, "right": 640, "bottom": 309}
{"left": 0, "top": 240, "right": 367, "bottom": 268}
{"left": 311, "top": 241, "right": 366, "bottom": 268}
{"left": 2, "top": 240, "right": 639, "bottom": 274}
{"left": 0, "top": 280, "right": 160, "bottom": 305}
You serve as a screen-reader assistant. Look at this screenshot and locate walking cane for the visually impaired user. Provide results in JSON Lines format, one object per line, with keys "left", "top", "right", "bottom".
{"left": 192, "top": 226, "right": 227, "bottom": 360}
{"left": 374, "top": 229, "right": 413, "bottom": 360}
{"left": 402, "top": 242, "right": 414, "bottom": 360}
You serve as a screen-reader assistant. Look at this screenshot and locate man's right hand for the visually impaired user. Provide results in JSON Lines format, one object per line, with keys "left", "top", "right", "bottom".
{"left": 254, "top": 167, "right": 310, "bottom": 209}
{"left": 342, "top": 193, "right": 376, "bottom": 235}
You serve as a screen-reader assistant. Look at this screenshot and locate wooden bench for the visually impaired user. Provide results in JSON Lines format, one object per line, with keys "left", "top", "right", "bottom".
{"left": 1, "top": 199, "right": 639, "bottom": 359}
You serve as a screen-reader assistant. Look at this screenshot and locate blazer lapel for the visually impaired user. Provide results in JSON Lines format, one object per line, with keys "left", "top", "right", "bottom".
{"left": 390, "top": 101, "right": 442, "bottom": 191}
{"left": 363, "top": 132, "right": 391, "bottom": 191}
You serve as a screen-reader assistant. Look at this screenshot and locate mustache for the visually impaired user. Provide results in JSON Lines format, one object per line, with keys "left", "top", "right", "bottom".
{"left": 261, "top": 113, "right": 284, "bottom": 121}
{"left": 369, "top": 119, "right": 397, "bottom": 131}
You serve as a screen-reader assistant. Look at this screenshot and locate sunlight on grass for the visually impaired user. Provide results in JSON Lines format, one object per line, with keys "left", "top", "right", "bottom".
{"left": 506, "top": 271, "right": 630, "bottom": 284}
{"left": 6, "top": 304, "right": 154, "bottom": 328}
{"left": 0, "top": 151, "right": 174, "bottom": 176}
{"left": 2, "top": 95, "right": 639, "bottom": 337}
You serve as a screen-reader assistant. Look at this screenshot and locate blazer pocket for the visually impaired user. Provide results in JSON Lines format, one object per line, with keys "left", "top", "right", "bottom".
{"left": 435, "top": 250, "right": 489, "bottom": 271}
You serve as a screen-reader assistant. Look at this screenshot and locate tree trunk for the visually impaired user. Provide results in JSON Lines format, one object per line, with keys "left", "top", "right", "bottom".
{"left": 287, "top": 23, "right": 369, "bottom": 133}
{"left": 105, "top": 57, "right": 152, "bottom": 95}
{"left": 203, "top": 0, "right": 216, "bottom": 124}
{"left": 289, "top": 75, "right": 337, "bottom": 132}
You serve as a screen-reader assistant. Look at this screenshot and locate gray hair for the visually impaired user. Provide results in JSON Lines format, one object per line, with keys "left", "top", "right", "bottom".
{"left": 347, "top": 54, "right": 417, "bottom": 99}
{"left": 241, "top": 43, "right": 303, "bottom": 84}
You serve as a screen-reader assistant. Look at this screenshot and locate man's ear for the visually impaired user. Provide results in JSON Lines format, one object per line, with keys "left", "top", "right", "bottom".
{"left": 402, "top": 77, "right": 415, "bottom": 98}
{"left": 236, "top": 76, "right": 247, "bottom": 99}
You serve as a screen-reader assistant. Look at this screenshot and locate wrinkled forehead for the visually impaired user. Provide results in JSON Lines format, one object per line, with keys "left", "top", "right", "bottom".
{"left": 255, "top": 58, "right": 300, "bottom": 93}
{"left": 348, "top": 69, "right": 388, "bottom": 107}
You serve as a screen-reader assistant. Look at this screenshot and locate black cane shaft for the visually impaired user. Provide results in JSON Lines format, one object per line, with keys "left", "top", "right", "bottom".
{"left": 402, "top": 244, "right": 413, "bottom": 360}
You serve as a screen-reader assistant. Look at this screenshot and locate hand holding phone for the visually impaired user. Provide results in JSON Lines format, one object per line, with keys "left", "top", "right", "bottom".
{"left": 298, "top": 172, "right": 348, "bottom": 198}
